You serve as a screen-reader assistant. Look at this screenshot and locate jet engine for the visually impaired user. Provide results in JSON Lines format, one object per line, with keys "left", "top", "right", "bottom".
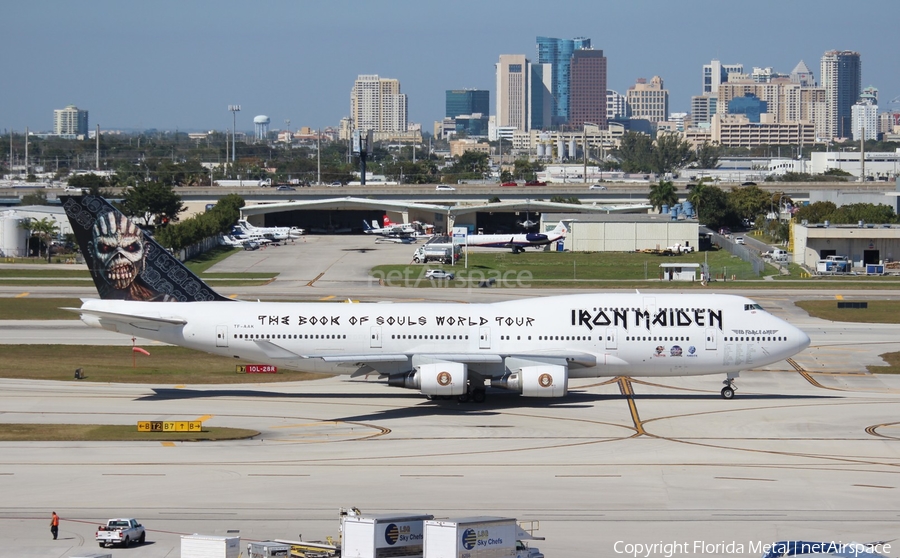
{"left": 388, "top": 362, "right": 468, "bottom": 396}
{"left": 493, "top": 364, "right": 568, "bottom": 397}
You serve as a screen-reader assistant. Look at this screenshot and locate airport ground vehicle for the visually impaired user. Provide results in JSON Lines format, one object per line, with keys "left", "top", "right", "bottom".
{"left": 341, "top": 511, "right": 434, "bottom": 558}
{"left": 423, "top": 517, "right": 543, "bottom": 558}
{"left": 412, "top": 243, "right": 459, "bottom": 264}
{"left": 247, "top": 540, "right": 291, "bottom": 557}
{"left": 181, "top": 534, "right": 241, "bottom": 558}
{"left": 96, "top": 518, "right": 145, "bottom": 547}
{"left": 425, "top": 269, "right": 455, "bottom": 280}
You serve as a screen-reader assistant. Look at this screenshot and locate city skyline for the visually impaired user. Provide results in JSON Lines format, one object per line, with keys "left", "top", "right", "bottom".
{"left": 2, "top": 0, "right": 897, "bottom": 133}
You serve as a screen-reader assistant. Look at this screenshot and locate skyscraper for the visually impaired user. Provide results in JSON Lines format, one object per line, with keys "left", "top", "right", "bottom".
{"left": 446, "top": 90, "right": 490, "bottom": 119}
{"left": 53, "top": 105, "right": 88, "bottom": 136}
{"left": 627, "top": 76, "right": 669, "bottom": 124}
{"left": 496, "top": 55, "right": 530, "bottom": 132}
{"left": 820, "top": 50, "right": 862, "bottom": 139}
{"left": 702, "top": 60, "right": 743, "bottom": 95}
{"left": 536, "top": 36, "right": 590, "bottom": 126}
{"left": 568, "top": 49, "right": 607, "bottom": 129}
{"left": 350, "top": 75, "right": 408, "bottom": 133}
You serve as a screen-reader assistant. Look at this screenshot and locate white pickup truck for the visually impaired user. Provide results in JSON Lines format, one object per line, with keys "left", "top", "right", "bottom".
{"left": 96, "top": 518, "right": 146, "bottom": 547}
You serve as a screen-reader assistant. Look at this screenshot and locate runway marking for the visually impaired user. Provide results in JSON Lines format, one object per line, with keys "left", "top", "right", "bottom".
{"left": 319, "top": 295, "right": 336, "bottom": 301}
{"left": 866, "top": 422, "right": 900, "bottom": 440}
{"left": 852, "top": 484, "right": 894, "bottom": 489}
{"left": 227, "top": 294, "right": 239, "bottom": 299}
{"left": 714, "top": 476, "right": 776, "bottom": 482}
{"left": 307, "top": 272, "right": 325, "bottom": 286}
{"left": 102, "top": 473, "right": 165, "bottom": 476}
{"left": 400, "top": 474, "right": 463, "bottom": 478}
{"left": 247, "top": 473, "right": 310, "bottom": 477}
{"left": 617, "top": 376, "right": 646, "bottom": 436}
{"left": 194, "top": 414, "right": 214, "bottom": 422}
{"left": 160, "top": 442, "right": 176, "bottom": 447}
{"left": 14, "top": 292, "right": 28, "bottom": 298}
{"left": 835, "top": 294, "right": 844, "bottom": 300}
{"left": 555, "top": 474, "right": 621, "bottom": 478}
{"left": 271, "top": 421, "right": 339, "bottom": 429}
{"left": 174, "top": 385, "right": 185, "bottom": 389}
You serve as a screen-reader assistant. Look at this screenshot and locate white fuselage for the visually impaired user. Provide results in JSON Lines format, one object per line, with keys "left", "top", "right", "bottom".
{"left": 78, "top": 293, "right": 809, "bottom": 380}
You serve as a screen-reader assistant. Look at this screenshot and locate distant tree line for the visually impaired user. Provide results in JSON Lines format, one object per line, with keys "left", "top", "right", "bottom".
{"left": 154, "top": 194, "right": 244, "bottom": 251}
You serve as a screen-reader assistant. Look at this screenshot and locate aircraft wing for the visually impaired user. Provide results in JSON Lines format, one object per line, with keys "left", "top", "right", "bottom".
{"left": 61, "top": 307, "right": 188, "bottom": 327}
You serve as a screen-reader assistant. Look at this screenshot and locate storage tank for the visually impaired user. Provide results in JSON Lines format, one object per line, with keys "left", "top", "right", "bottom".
{"left": 0, "top": 215, "right": 28, "bottom": 257}
{"left": 682, "top": 200, "right": 694, "bottom": 218}
{"left": 556, "top": 137, "right": 565, "bottom": 160}
{"left": 568, "top": 140, "right": 577, "bottom": 159}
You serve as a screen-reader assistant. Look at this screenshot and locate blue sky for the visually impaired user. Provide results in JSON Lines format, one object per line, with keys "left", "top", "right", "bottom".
{"left": 3, "top": 0, "right": 897, "bottom": 133}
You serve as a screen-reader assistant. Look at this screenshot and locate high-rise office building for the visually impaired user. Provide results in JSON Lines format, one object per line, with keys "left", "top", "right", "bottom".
{"left": 529, "top": 63, "right": 553, "bottom": 131}
{"left": 820, "top": 50, "right": 862, "bottom": 139}
{"left": 496, "top": 55, "right": 530, "bottom": 132}
{"left": 446, "top": 90, "right": 490, "bottom": 119}
{"left": 690, "top": 95, "right": 717, "bottom": 126}
{"left": 350, "top": 75, "right": 408, "bottom": 133}
{"left": 568, "top": 49, "right": 607, "bottom": 130}
{"left": 536, "top": 36, "right": 590, "bottom": 126}
{"left": 53, "top": 105, "right": 88, "bottom": 136}
{"left": 627, "top": 76, "right": 669, "bottom": 124}
{"left": 702, "top": 60, "right": 743, "bottom": 95}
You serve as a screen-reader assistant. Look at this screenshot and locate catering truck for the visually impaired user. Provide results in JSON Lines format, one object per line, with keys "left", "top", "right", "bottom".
{"left": 423, "top": 517, "right": 543, "bottom": 558}
{"left": 95, "top": 518, "right": 145, "bottom": 547}
{"left": 341, "top": 511, "right": 434, "bottom": 558}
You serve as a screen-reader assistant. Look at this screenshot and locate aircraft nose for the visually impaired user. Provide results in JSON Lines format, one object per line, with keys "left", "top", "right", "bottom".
{"left": 794, "top": 326, "right": 811, "bottom": 353}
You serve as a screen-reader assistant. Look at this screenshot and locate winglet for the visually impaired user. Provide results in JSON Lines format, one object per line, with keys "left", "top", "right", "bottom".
{"left": 61, "top": 195, "right": 231, "bottom": 302}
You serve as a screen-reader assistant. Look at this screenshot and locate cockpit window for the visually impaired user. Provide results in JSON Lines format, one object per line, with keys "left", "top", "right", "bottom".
{"left": 744, "top": 303, "right": 764, "bottom": 311}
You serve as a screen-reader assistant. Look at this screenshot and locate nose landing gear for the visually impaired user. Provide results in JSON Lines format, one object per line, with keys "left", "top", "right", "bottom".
{"left": 721, "top": 373, "right": 739, "bottom": 399}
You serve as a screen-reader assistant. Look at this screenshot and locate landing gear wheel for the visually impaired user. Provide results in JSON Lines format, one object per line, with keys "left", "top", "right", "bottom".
{"left": 457, "top": 392, "right": 469, "bottom": 403}
{"left": 472, "top": 389, "right": 486, "bottom": 403}
{"left": 721, "top": 386, "right": 735, "bottom": 399}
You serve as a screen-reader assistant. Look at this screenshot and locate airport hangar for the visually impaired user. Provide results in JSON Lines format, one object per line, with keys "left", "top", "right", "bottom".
{"left": 540, "top": 212, "right": 700, "bottom": 252}
{"left": 792, "top": 220, "right": 900, "bottom": 268}
{"left": 239, "top": 196, "right": 652, "bottom": 236}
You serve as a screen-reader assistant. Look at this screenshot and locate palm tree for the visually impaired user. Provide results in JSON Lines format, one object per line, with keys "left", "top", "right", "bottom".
{"left": 30, "top": 217, "right": 60, "bottom": 262}
{"left": 686, "top": 178, "right": 710, "bottom": 222}
{"left": 648, "top": 180, "right": 678, "bottom": 212}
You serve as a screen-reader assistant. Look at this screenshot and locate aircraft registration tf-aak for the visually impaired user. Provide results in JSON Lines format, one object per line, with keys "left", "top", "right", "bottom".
{"left": 61, "top": 195, "right": 810, "bottom": 403}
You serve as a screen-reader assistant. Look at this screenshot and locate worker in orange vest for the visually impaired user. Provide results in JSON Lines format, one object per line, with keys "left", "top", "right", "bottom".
{"left": 50, "top": 511, "right": 59, "bottom": 540}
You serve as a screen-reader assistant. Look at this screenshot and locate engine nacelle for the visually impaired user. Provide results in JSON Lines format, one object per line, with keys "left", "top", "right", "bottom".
{"left": 388, "top": 362, "right": 468, "bottom": 396}
{"left": 493, "top": 365, "right": 568, "bottom": 398}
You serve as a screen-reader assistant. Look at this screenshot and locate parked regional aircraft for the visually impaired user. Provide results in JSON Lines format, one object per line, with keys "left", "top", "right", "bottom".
{"left": 375, "top": 236, "right": 416, "bottom": 244}
{"left": 236, "top": 219, "right": 304, "bottom": 240}
{"left": 218, "top": 233, "right": 271, "bottom": 247}
{"left": 362, "top": 216, "right": 420, "bottom": 237}
{"left": 60, "top": 195, "right": 810, "bottom": 403}
{"left": 467, "top": 221, "right": 568, "bottom": 253}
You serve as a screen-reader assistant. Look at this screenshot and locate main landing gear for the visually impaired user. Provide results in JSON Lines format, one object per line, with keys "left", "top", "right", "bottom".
{"left": 721, "top": 373, "right": 739, "bottom": 399}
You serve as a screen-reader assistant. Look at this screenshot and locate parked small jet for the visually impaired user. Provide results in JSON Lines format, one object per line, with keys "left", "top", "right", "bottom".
{"left": 467, "top": 221, "right": 568, "bottom": 253}
{"left": 363, "top": 216, "right": 418, "bottom": 237}
{"left": 60, "top": 195, "right": 810, "bottom": 403}
{"left": 235, "top": 219, "right": 304, "bottom": 240}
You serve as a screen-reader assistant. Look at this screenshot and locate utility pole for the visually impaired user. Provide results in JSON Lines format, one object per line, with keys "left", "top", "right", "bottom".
{"left": 24, "top": 127, "right": 28, "bottom": 177}
{"left": 317, "top": 128, "right": 321, "bottom": 185}
{"left": 96, "top": 124, "right": 100, "bottom": 170}
{"left": 860, "top": 126, "right": 865, "bottom": 182}
{"left": 285, "top": 119, "right": 291, "bottom": 150}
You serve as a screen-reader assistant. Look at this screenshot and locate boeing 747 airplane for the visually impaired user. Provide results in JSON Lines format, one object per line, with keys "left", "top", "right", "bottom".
{"left": 61, "top": 195, "right": 809, "bottom": 403}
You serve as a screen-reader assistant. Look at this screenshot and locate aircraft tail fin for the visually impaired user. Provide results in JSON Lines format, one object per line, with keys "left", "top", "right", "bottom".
{"left": 61, "top": 195, "right": 231, "bottom": 302}
{"left": 383, "top": 215, "right": 392, "bottom": 227}
{"left": 552, "top": 221, "right": 568, "bottom": 235}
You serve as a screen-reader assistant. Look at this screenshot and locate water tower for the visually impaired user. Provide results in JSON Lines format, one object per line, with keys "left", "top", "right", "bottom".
{"left": 253, "top": 115, "right": 270, "bottom": 141}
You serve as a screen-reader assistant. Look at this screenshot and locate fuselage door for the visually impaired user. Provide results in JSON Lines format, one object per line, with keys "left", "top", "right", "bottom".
{"left": 605, "top": 327, "right": 618, "bottom": 350}
{"left": 479, "top": 327, "right": 491, "bottom": 349}
{"left": 370, "top": 326, "right": 382, "bottom": 348}
{"left": 216, "top": 325, "right": 228, "bottom": 348}
{"left": 705, "top": 328, "right": 718, "bottom": 350}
